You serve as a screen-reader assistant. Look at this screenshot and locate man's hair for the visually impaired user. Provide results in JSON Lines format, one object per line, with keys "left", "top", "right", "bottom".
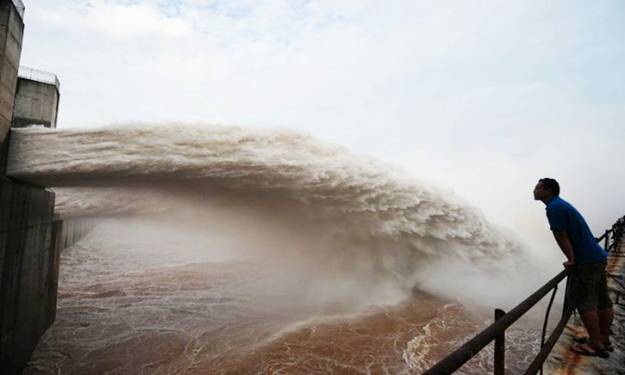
{"left": 539, "top": 178, "right": 560, "bottom": 196}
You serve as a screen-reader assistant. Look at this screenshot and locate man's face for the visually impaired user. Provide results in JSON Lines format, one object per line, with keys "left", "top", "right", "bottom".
{"left": 533, "top": 181, "right": 547, "bottom": 200}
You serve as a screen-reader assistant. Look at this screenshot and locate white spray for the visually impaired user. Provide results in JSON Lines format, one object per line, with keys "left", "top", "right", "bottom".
{"left": 8, "top": 124, "right": 544, "bottom": 309}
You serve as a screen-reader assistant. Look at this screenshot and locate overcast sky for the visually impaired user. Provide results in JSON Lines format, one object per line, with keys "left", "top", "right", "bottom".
{"left": 19, "top": 0, "right": 625, "bottom": 252}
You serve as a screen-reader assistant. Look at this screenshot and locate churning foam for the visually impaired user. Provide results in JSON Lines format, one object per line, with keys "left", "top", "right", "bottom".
{"left": 8, "top": 124, "right": 530, "bottom": 307}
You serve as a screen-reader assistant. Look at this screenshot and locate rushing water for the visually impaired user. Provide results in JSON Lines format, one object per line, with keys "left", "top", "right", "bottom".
{"left": 9, "top": 124, "right": 549, "bottom": 373}
{"left": 23, "top": 220, "right": 543, "bottom": 374}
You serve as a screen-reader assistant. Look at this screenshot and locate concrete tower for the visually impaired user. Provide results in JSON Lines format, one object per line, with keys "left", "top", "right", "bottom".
{"left": 13, "top": 66, "right": 61, "bottom": 128}
{"left": 0, "top": 0, "right": 23, "bottom": 141}
{"left": 0, "top": 2, "right": 63, "bottom": 374}
{"left": 0, "top": 0, "right": 24, "bottom": 173}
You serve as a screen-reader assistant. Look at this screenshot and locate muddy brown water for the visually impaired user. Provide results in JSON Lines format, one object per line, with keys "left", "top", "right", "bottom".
{"left": 24, "top": 225, "right": 543, "bottom": 375}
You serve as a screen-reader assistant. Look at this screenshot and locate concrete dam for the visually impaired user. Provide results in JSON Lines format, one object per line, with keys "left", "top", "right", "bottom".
{"left": 2, "top": 1, "right": 624, "bottom": 374}
{"left": 0, "top": 1, "right": 91, "bottom": 372}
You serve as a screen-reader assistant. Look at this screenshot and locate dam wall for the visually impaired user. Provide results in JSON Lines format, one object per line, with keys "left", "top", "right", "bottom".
{"left": 0, "top": 189, "right": 93, "bottom": 373}
{"left": 0, "top": 178, "right": 59, "bottom": 374}
{"left": 57, "top": 218, "right": 94, "bottom": 250}
{"left": 0, "top": 1, "right": 74, "bottom": 373}
{"left": 0, "top": 0, "right": 23, "bottom": 143}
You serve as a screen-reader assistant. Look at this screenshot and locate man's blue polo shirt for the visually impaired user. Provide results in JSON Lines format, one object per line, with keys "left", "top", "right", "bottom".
{"left": 545, "top": 196, "right": 607, "bottom": 264}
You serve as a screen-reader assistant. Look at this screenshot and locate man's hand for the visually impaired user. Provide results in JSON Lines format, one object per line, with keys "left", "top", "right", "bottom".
{"left": 562, "top": 259, "right": 575, "bottom": 269}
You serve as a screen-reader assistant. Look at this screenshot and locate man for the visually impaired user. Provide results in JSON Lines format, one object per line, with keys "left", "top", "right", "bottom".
{"left": 533, "top": 178, "right": 613, "bottom": 358}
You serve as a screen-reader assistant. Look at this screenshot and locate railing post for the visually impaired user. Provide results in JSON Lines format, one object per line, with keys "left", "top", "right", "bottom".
{"left": 604, "top": 229, "right": 609, "bottom": 252}
{"left": 494, "top": 308, "right": 506, "bottom": 375}
{"left": 562, "top": 276, "right": 570, "bottom": 318}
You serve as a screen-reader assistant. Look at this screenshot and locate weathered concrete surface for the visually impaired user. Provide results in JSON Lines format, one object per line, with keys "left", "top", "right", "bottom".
{"left": 546, "top": 241, "right": 625, "bottom": 374}
{"left": 0, "top": 2, "right": 69, "bottom": 372}
{"left": 0, "top": 0, "right": 24, "bottom": 142}
{"left": 12, "top": 75, "right": 60, "bottom": 129}
{"left": 57, "top": 219, "right": 94, "bottom": 250}
{"left": 0, "top": 177, "right": 60, "bottom": 374}
{"left": 0, "top": 127, "right": 9, "bottom": 175}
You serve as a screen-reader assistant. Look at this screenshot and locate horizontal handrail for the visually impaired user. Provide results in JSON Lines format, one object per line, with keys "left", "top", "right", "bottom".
{"left": 424, "top": 270, "right": 569, "bottom": 374}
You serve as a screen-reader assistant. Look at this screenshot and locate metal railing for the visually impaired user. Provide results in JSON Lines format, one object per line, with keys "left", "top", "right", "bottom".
{"left": 424, "top": 215, "right": 625, "bottom": 374}
{"left": 601, "top": 216, "right": 625, "bottom": 255}
{"left": 18, "top": 66, "right": 61, "bottom": 90}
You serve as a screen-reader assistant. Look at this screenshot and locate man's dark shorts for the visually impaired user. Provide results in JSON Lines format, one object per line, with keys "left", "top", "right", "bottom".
{"left": 568, "top": 260, "right": 612, "bottom": 312}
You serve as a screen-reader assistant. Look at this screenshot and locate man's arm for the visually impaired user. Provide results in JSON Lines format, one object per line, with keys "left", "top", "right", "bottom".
{"left": 552, "top": 230, "right": 575, "bottom": 267}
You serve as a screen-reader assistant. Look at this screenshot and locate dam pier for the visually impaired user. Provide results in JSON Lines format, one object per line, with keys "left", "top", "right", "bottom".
{"left": 0, "top": 1, "right": 86, "bottom": 373}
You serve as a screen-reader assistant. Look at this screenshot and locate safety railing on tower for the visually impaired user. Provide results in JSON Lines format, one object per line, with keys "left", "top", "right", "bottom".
{"left": 17, "top": 66, "right": 61, "bottom": 90}
{"left": 424, "top": 215, "right": 625, "bottom": 375}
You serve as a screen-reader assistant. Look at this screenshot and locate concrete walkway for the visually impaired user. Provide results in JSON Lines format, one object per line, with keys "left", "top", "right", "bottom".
{"left": 546, "top": 241, "right": 625, "bottom": 374}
